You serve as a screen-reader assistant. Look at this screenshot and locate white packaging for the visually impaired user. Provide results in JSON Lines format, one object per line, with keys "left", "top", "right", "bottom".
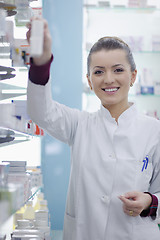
{"left": 6, "top": 20, "right": 14, "bottom": 45}
{"left": 34, "top": 220, "right": 51, "bottom": 240}
{"left": 0, "top": 103, "right": 16, "bottom": 128}
{"left": 13, "top": 100, "right": 29, "bottom": 120}
{"left": 8, "top": 172, "right": 31, "bottom": 202}
{"left": 154, "top": 81, "right": 160, "bottom": 95}
{"left": 152, "top": 35, "right": 160, "bottom": 51}
{"left": 11, "top": 234, "right": 43, "bottom": 240}
{"left": 35, "top": 210, "right": 49, "bottom": 222}
{"left": 11, "top": 229, "right": 44, "bottom": 239}
{"left": 84, "top": 0, "right": 98, "bottom": 6}
{"left": 27, "top": 169, "right": 43, "bottom": 188}
{"left": 2, "top": 161, "right": 26, "bottom": 167}
{"left": 0, "top": 162, "right": 10, "bottom": 186}
{"left": 0, "top": 9, "right": 7, "bottom": 36}
{"left": 30, "top": 19, "right": 44, "bottom": 57}
{"left": 16, "top": 219, "right": 31, "bottom": 229}
{"left": 39, "top": 200, "right": 48, "bottom": 210}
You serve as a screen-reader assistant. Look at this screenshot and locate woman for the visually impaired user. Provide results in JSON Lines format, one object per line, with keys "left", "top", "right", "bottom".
{"left": 27, "top": 19, "right": 160, "bottom": 240}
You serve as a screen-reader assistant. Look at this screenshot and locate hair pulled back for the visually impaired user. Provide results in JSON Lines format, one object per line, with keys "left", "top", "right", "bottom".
{"left": 87, "top": 36, "right": 136, "bottom": 76}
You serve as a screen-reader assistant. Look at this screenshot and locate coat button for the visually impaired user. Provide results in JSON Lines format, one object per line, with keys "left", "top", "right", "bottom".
{"left": 101, "top": 195, "right": 109, "bottom": 204}
{"left": 109, "top": 153, "right": 116, "bottom": 159}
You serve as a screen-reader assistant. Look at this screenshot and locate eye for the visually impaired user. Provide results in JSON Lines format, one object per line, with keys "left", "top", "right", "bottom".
{"left": 94, "top": 70, "right": 104, "bottom": 75}
{"left": 114, "top": 68, "right": 124, "bottom": 73}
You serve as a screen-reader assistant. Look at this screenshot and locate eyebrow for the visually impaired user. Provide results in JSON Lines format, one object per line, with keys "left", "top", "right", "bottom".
{"left": 93, "top": 66, "right": 105, "bottom": 69}
{"left": 112, "top": 64, "right": 124, "bottom": 68}
{"left": 93, "top": 64, "right": 124, "bottom": 69}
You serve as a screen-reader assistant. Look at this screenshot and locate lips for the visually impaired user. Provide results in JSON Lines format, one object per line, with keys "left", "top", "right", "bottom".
{"left": 102, "top": 87, "right": 120, "bottom": 92}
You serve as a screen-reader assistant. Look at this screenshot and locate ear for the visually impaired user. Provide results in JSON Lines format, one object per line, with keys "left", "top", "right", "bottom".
{"left": 131, "top": 69, "right": 137, "bottom": 85}
{"left": 86, "top": 74, "right": 93, "bottom": 90}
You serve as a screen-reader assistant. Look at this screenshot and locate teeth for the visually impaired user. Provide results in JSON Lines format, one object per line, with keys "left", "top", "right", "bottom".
{"left": 104, "top": 88, "right": 118, "bottom": 92}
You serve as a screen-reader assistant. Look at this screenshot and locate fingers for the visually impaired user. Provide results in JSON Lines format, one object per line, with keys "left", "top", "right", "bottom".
{"left": 118, "top": 195, "right": 137, "bottom": 208}
{"left": 119, "top": 192, "right": 144, "bottom": 217}
{"left": 123, "top": 207, "right": 140, "bottom": 217}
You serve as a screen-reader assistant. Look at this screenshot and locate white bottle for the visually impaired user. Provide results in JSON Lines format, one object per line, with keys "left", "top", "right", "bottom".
{"left": 23, "top": 201, "right": 35, "bottom": 225}
{"left": 34, "top": 192, "right": 44, "bottom": 211}
{"left": 30, "top": 19, "right": 44, "bottom": 57}
{"left": 39, "top": 200, "right": 48, "bottom": 210}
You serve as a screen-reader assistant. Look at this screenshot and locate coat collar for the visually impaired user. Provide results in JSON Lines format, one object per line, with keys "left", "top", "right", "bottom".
{"left": 99, "top": 102, "right": 138, "bottom": 126}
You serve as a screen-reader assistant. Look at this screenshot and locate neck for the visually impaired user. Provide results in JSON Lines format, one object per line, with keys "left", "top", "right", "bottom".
{"left": 104, "top": 101, "right": 130, "bottom": 122}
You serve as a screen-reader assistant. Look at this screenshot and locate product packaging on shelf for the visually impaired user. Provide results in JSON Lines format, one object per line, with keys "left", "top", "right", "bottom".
{"left": 0, "top": 162, "right": 10, "bottom": 224}
{"left": 0, "top": 102, "right": 16, "bottom": 129}
{"left": 111, "top": 0, "right": 128, "bottom": 8}
{"left": 152, "top": 35, "right": 160, "bottom": 51}
{"left": 3, "top": 160, "right": 27, "bottom": 173}
{"left": 0, "top": 162, "right": 10, "bottom": 186}
{"left": 98, "top": 0, "right": 110, "bottom": 7}
{"left": 128, "top": 0, "right": 147, "bottom": 8}
{"left": 23, "top": 201, "right": 35, "bottom": 224}
{"left": 11, "top": 229, "right": 44, "bottom": 240}
{"left": 0, "top": 9, "right": 7, "bottom": 37}
{"left": 7, "top": 171, "right": 31, "bottom": 203}
{"left": 154, "top": 81, "right": 160, "bottom": 95}
{"left": 26, "top": 166, "right": 43, "bottom": 189}
{"left": 140, "top": 68, "right": 154, "bottom": 95}
{"left": 11, "top": 191, "right": 51, "bottom": 240}
{"left": 11, "top": 39, "right": 30, "bottom": 67}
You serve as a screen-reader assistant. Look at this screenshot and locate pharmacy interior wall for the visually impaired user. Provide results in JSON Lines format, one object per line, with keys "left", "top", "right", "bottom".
{"left": 42, "top": 0, "right": 83, "bottom": 230}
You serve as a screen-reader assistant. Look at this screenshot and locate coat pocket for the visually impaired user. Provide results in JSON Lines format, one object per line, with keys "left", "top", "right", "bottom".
{"left": 132, "top": 216, "right": 160, "bottom": 240}
{"left": 135, "top": 156, "right": 153, "bottom": 191}
{"left": 63, "top": 213, "right": 76, "bottom": 240}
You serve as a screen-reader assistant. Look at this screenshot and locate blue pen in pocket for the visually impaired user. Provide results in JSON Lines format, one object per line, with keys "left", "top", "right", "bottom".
{"left": 141, "top": 155, "right": 149, "bottom": 172}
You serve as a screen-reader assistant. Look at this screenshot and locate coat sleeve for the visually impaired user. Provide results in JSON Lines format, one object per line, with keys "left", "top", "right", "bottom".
{"left": 27, "top": 78, "right": 81, "bottom": 145}
{"left": 149, "top": 130, "right": 160, "bottom": 221}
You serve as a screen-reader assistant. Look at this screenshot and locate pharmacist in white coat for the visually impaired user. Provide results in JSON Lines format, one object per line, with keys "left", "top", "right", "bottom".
{"left": 27, "top": 19, "right": 160, "bottom": 240}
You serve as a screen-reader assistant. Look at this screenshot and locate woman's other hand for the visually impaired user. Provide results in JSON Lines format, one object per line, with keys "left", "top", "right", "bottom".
{"left": 119, "top": 191, "right": 152, "bottom": 217}
{"left": 26, "top": 17, "right": 52, "bottom": 66}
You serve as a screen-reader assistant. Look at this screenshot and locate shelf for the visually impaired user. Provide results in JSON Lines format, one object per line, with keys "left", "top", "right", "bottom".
{"left": 133, "top": 51, "right": 160, "bottom": 54}
{"left": 129, "top": 94, "right": 160, "bottom": 97}
{"left": 0, "top": 186, "right": 41, "bottom": 226}
{"left": 84, "top": 5, "right": 160, "bottom": 12}
{"left": 83, "top": 86, "right": 160, "bottom": 98}
{"left": 0, "top": 127, "right": 33, "bottom": 147}
{"left": 85, "top": 49, "right": 160, "bottom": 54}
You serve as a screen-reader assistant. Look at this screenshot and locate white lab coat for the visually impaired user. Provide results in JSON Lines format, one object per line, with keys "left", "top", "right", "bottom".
{"left": 27, "top": 79, "right": 160, "bottom": 240}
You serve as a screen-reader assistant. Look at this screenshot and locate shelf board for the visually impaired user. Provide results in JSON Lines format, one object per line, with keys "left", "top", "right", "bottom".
{"left": 85, "top": 49, "right": 160, "bottom": 54}
{"left": 133, "top": 51, "right": 160, "bottom": 54}
{"left": 129, "top": 93, "right": 160, "bottom": 97}
{"left": 83, "top": 91, "right": 160, "bottom": 98}
{"left": 0, "top": 127, "right": 33, "bottom": 147}
{"left": 83, "top": 5, "right": 160, "bottom": 12}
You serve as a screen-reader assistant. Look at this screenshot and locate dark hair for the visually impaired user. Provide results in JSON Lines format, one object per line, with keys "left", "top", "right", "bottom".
{"left": 87, "top": 36, "right": 136, "bottom": 76}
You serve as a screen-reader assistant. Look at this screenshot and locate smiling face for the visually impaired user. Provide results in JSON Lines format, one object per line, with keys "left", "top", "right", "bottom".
{"left": 87, "top": 49, "right": 137, "bottom": 114}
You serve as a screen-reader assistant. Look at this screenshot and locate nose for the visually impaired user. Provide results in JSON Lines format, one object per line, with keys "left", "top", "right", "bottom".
{"left": 104, "top": 72, "right": 115, "bottom": 84}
